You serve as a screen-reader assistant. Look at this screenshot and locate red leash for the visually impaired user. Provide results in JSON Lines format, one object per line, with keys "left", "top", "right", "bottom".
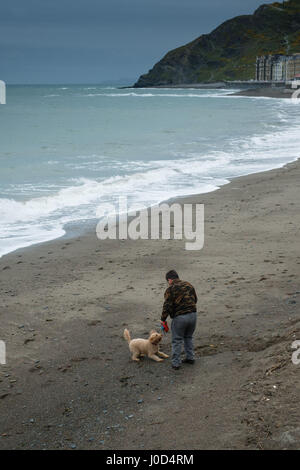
{"left": 160, "top": 321, "right": 169, "bottom": 334}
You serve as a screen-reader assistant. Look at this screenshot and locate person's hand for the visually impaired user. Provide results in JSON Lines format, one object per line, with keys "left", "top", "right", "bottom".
{"left": 161, "top": 321, "right": 169, "bottom": 333}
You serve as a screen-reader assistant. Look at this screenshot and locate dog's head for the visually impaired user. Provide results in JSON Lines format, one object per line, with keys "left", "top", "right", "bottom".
{"left": 149, "top": 331, "right": 163, "bottom": 346}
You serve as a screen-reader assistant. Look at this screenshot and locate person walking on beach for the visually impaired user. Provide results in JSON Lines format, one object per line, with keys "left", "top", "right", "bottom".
{"left": 161, "top": 270, "right": 197, "bottom": 370}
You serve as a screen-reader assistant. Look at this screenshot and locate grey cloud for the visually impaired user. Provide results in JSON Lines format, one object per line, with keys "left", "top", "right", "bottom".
{"left": 1, "top": 0, "right": 265, "bottom": 83}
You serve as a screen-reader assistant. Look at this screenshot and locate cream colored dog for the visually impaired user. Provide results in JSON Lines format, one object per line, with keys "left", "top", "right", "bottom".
{"left": 124, "top": 328, "right": 169, "bottom": 362}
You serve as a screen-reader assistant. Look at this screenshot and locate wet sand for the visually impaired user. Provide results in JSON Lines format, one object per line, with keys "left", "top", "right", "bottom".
{"left": 231, "top": 87, "right": 294, "bottom": 99}
{"left": 130, "top": 83, "right": 297, "bottom": 100}
{"left": 0, "top": 160, "right": 300, "bottom": 450}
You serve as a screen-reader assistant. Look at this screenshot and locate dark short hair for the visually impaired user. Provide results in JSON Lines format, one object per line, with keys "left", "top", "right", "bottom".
{"left": 165, "top": 270, "right": 179, "bottom": 281}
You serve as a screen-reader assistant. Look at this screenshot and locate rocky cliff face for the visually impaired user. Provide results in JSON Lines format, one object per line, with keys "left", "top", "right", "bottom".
{"left": 134, "top": 0, "right": 300, "bottom": 87}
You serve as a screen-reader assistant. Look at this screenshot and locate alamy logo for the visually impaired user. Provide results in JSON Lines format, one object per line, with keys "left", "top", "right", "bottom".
{"left": 0, "top": 341, "right": 6, "bottom": 365}
{"left": 291, "top": 88, "right": 300, "bottom": 103}
{"left": 291, "top": 340, "right": 300, "bottom": 366}
{"left": 96, "top": 197, "right": 204, "bottom": 251}
{"left": 0, "top": 80, "right": 6, "bottom": 104}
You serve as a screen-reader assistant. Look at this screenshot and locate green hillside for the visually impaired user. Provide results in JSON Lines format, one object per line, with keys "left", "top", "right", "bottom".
{"left": 134, "top": 0, "right": 300, "bottom": 87}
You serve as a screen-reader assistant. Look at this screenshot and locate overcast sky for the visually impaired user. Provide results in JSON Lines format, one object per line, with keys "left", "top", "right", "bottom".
{"left": 1, "top": 0, "right": 266, "bottom": 84}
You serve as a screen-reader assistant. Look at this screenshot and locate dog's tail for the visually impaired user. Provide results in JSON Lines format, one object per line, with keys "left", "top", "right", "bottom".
{"left": 123, "top": 328, "right": 131, "bottom": 344}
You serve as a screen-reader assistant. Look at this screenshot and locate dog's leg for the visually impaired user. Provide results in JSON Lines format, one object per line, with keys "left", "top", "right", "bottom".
{"left": 158, "top": 350, "right": 169, "bottom": 359}
{"left": 132, "top": 353, "right": 140, "bottom": 362}
{"left": 149, "top": 354, "right": 163, "bottom": 362}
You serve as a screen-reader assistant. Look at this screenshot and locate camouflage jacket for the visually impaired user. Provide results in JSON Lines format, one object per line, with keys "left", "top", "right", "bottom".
{"left": 161, "top": 279, "right": 197, "bottom": 321}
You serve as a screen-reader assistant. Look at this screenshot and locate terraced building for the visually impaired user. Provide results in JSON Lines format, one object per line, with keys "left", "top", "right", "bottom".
{"left": 256, "top": 53, "right": 300, "bottom": 81}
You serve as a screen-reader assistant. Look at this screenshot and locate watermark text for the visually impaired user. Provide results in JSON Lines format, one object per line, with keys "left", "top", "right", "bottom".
{"left": 96, "top": 197, "right": 204, "bottom": 251}
{"left": 0, "top": 80, "right": 6, "bottom": 104}
{"left": 0, "top": 341, "right": 6, "bottom": 365}
{"left": 292, "top": 340, "right": 300, "bottom": 365}
{"left": 291, "top": 88, "right": 300, "bottom": 103}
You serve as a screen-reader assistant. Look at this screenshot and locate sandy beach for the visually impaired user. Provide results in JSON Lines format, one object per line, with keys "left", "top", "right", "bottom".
{"left": 129, "top": 84, "right": 297, "bottom": 99}
{"left": 231, "top": 87, "right": 295, "bottom": 99}
{"left": 0, "top": 159, "right": 300, "bottom": 450}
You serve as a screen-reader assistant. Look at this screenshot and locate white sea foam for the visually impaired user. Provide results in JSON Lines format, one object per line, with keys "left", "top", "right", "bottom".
{"left": 83, "top": 91, "right": 232, "bottom": 98}
{"left": 0, "top": 226, "right": 65, "bottom": 258}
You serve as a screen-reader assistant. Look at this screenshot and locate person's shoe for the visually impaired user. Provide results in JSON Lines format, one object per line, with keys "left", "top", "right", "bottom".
{"left": 182, "top": 358, "right": 195, "bottom": 364}
{"left": 172, "top": 365, "right": 180, "bottom": 370}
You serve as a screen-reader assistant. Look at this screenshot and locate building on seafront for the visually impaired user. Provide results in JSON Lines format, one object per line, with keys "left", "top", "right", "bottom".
{"left": 256, "top": 54, "right": 300, "bottom": 82}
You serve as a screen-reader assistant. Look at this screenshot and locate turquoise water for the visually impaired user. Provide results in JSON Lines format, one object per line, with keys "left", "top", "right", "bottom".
{"left": 0, "top": 85, "right": 299, "bottom": 256}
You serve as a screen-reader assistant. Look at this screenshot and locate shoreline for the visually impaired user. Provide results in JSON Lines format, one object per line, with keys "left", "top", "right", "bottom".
{"left": 126, "top": 83, "right": 297, "bottom": 100}
{"left": 231, "top": 87, "right": 295, "bottom": 99}
{"left": 1, "top": 155, "right": 299, "bottom": 261}
{"left": 1, "top": 159, "right": 300, "bottom": 450}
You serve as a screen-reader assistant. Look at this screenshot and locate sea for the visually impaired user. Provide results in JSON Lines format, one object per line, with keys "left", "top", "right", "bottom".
{"left": 0, "top": 85, "right": 299, "bottom": 257}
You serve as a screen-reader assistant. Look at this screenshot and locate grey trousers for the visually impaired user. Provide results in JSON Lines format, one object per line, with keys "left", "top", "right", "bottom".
{"left": 171, "top": 312, "right": 197, "bottom": 366}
